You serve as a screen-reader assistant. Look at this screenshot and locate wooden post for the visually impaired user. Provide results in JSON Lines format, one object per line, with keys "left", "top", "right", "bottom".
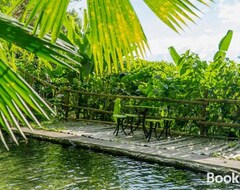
{"left": 64, "top": 91, "right": 70, "bottom": 120}
{"left": 199, "top": 89, "right": 209, "bottom": 135}
{"left": 75, "top": 93, "right": 82, "bottom": 119}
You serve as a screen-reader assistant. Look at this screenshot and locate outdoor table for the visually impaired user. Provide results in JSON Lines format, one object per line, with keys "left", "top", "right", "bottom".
{"left": 125, "top": 105, "right": 161, "bottom": 138}
{"left": 145, "top": 118, "right": 174, "bottom": 141}
{"left": 159, "top": 118, "right": 174, "bottom": 138}
{"left": 125, "top": 105, "right": 175, "bottom": 141}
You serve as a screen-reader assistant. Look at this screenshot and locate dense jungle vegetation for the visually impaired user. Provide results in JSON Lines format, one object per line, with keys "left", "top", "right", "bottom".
{"left": 19, "top": 30, "right": 240, "bottom": 137}
{"left": 1, "top": 0, "right": 239, "bottom": 148}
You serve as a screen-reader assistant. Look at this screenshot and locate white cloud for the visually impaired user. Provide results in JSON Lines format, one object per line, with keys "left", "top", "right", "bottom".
{"left": 218, "top": 1, "right": 240, "bottom": 23}
{"left": 143, "top": 1, "right": 240, "bottom": 62}
{"left": 146, "top": 32, "right": 225, "bottom": 61}
{"left": 146, "top": 28, "right": 240, "bottom": 61}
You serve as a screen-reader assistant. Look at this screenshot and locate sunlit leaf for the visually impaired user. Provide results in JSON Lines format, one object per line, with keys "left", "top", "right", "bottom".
{"left": 0, "top": 13, "right": 82, "bottom": 71}
{"left": 214, "top": 30, "right": 233, "bottom": 62}
{"left": 218, "top": 30, "right": 233, "bottom": 51}
{"left": 143, "top": 0, "right": 213, "bottom": 32}
{"left": 0, "top": 58, "right": 54, "bottom": 148}
{"left": 20, "top": 0, "right": 70, "bottom": 43}
{"left": 169, "top": 46, "right": 180, "bottom": 65}
{"left": 86, "top": 0, "right": 149, "bottom": 74}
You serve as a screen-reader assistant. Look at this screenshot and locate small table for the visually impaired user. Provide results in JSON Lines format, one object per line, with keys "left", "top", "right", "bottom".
{"left": 145, "top": 118, "right": 174, "bottom": 141}
{"left": 125, "top": 105, "right": 161, "bottom": 138}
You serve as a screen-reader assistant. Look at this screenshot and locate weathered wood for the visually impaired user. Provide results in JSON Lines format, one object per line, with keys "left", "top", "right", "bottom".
{"left": 197, "top": 121, "right": 240, "bottom": 128}
{"left": 196, "top": 98, "right": 240, "bottom": 104}
{"left": 20, "top": 69, "right": 57, "bottom": 89}
{"left": 64, "top": 91, "right": 70, "bottom": 120}
{"left": 146, "top": 116, "right": 205, "bottom": 121}
{"left": 76, "top": 93, "right": 82, "bottom": 119}
{"left": 22, "top": 70, "right": 240, "bottom": 105}
{"left": 13, "top": 126, "right": 240, "bottom": 175}
{"left": 200, "top": 89, "right": 209, "bottom": 135}
{"left": 74, "top": 118, "right": 115, "bottom": 125}
{"left": 59, "top": 103, "right": 113, "bottom": 114}
{"left": 66, "top": 89, "right": 206, "bottom": 105}
{"left": 23, "top": 71, "right": 240, "bottom": 134}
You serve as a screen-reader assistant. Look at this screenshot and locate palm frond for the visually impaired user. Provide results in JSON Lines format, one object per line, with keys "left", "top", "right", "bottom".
{"left": 0, "top": 58, "right": 54, "bottom": 149}
{"left": 19, "top": 0, "right": 70, "bottom": 43}
{"left": 143, "top": 0, "right": 213, "bottom": 33}
{"left": 0, "top": 13, "right": 82, "bottom": 71}
{"left": 86, "top": 0, "right": 149, "bottom": 74}
{"left": 11, "top": 0, "right": 213, "bottom": 74}
{"left": 1, "top": 0, "right": 25, "bottom": 15}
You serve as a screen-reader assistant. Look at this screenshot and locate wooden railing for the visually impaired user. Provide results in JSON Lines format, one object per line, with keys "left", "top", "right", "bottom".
{"left": 21, "top": 70, "right": 240, "bottom": 136}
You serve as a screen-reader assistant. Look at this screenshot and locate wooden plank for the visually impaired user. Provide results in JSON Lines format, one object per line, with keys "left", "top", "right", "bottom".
{"left": 67, "top": 89, "right": 206, "bottom": 105}
{"left": 74, "top": 118, "right": 115, "bottom": 125}
{"left": 197, "top": 121, "right": 240, "bottom": 128}
{"left": 58, "top": 103, "right": 113, "bottom": 114}
{"left": 13, "top": 127, "right": 240, "bottom": 174}
{"left": 145, "top": 115, "right": 205, "bottom": 121}
{"left": 196, "top": 98, "right": 240, "bottom": 104}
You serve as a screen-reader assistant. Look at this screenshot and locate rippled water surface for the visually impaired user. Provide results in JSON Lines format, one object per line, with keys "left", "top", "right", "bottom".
{"left": 0, "top": 138, "right": 239, "bottom": 190}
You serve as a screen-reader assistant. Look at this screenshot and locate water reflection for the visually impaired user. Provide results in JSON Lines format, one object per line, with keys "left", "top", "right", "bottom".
{"left": 0, "top": 138, "right": 239, "bottom": 189}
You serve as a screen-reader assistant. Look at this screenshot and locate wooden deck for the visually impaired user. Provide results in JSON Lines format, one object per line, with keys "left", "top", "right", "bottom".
{"left": 18, "top": 121, "right": 240, "bottom": 174}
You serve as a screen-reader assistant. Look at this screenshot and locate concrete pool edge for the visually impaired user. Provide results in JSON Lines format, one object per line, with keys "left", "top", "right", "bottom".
{"left": 13, "top": 128, "right": 240, "bottom": 176}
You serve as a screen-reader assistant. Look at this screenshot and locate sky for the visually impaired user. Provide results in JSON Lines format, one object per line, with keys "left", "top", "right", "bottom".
{"left": 69, "top": 0, "right": 240, "bottom": 62}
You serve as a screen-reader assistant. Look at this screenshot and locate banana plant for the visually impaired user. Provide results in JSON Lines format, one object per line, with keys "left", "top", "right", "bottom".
{"left": 213, "top": 30, "right": 233, "bottom": 62}
{"left": 169, "top": 46, "right": 181, "bottom": 65}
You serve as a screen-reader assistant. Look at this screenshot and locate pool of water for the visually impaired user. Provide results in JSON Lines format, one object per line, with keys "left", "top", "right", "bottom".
{"left": 0, "top": 138, "right": 239, "bottom": 190}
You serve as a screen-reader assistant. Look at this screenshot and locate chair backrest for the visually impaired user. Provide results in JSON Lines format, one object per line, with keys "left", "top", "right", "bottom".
{"left": 113, "top": 98, "right": 121, "bottom": 122}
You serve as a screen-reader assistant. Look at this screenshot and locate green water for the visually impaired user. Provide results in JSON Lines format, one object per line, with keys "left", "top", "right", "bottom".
{"left": 0, "top": 138, "right": 239, "bottom": 190}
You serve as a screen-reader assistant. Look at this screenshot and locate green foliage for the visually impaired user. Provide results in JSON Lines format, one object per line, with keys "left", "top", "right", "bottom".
{"left": 0, "top": 0, "right": 231, "bottom": 148}
{"left": 0, "top": 13, "right": 82, "bottom": 71}
{"left": 113, "top": 98, "right": 121, "bottom": 122}
{"left": 169, "top": 46, "right": 180, "bottom": 65}
{"left": 7, "top": 0, "right": 212, "bottom": 74}
{"left": 143, "top": 0, "right": 214, "bottom": 33}
{"left": 0, "top": 58, "right": 55, "bottom": 150}
{"left": 214, "top": 30, "right": 233, "bottom": 62}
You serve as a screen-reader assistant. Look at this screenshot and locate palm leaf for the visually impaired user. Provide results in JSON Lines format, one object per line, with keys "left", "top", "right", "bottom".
{"left": 0, "top": 13, "right": 82, "bottom": 71}
{"left": 86, "top": 0, "right": 149, "bottom": 74}
{"left": 0, "top": 58, "right": 54, "bottom": 149}
{"left": 1, "top": 0, "right": 25, "bottom": 14}
{"left": 14, "top": 0, "right": 148, "bottom": 74}
{"left": 10, "top": 0, "right": 212, "bottom": 74}
{"left": 143, "top": 0, "right": 213, "bottom": 32}
{"left": 19, "top": 0, "right": 70, "bottom": 43}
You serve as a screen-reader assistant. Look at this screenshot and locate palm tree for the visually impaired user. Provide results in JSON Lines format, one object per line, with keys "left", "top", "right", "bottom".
{"left": 0, "top": 0, "right": 213, "bottom": 148}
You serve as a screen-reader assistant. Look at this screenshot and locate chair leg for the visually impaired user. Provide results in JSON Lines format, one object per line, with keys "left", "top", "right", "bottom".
{"left": 158, "top": 121, "right": 165, "bottom": 139}
{"left": 165, "top": 120, "right": 168, "bottom": 137}
{"left": 154, "top": 122, "right": 160, "bottom": 140}
{"left": 143, "top": 117, "right": 149, "bottom": 139}
{"left": 167, "top": 121, "right": 173, "bottom": 138}
{"left": 129, "top": 117, "right": 134, "bottom": 134}
{"left": 113, "top": 118, "right": 120, "bottom": 136}
{"left": 147, "top": 122, "right": 153, "bottom": 142}
{"left": 131, "top": 116, "right": 141, "bottom": 133}
{"left": 121, "top": 118, "right": 128, "bottom": 136}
